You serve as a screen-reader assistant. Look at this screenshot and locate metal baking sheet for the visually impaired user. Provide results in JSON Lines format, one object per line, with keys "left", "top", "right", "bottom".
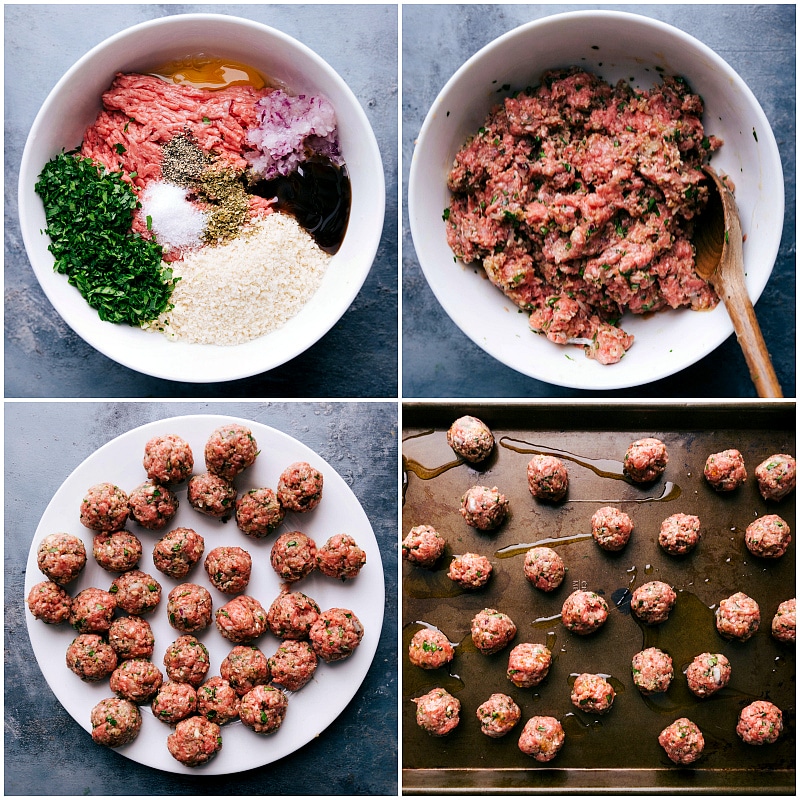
{"left": 401, "top": 402, "right": 795, "bottom": 795}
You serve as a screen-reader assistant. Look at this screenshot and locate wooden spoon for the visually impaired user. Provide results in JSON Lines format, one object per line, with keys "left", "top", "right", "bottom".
{"left": 692, "top": 165, "right": 783, "bottom": 397}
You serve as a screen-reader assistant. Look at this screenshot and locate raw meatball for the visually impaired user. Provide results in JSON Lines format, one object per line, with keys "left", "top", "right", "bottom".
{"left": 151, "top": 681, "right": 197, "bottom": 725}
{"left": 204, "top": 546, "right": 252, "bottom": 594}
{"left": 93, "top": 530, "right": 142, "bottom": 573}
{"left": 163, "top": 635, "right": 210, "bottom": 687}
{"left": 561, "top": 590, "right": 608, "bottom": 635}
{"left": 447, "top": 552, "right": 492, "bottom": 589}
{"left": 109, "top": 658, "right": 164, "bottom": 704}
{"left": 446, "top": 415, "right": 494, "bottom": 462}
{"left": 167, "top": 716, "right": 222, "bottom": 766}
{"left": 315, "top": 534, "right": 366, "bottom": 580}
{"left": 402, "top": 525, "right": 446, "bottom": 568}
{"left": 26, "top": 580, "right": 72, "bottom": 624}
{"left": 70, "top": 587, "right": 116, "bottom": 634}
{"left": 659, "top": 513, "right": 701, "bottom": 556}
{"left": 591, "top": 506, "right": 633, "bottom": 551}
{"left": 571, "top": 673, "right": 615, "bottom": 714}
{"left": 459, "top": 485, "right": 509, "bottom": 531}
{"left": 66, "top": 633, "right": 118, "bottom": 681}
{"left": 632, "top": 647, "right": 673, "bottom": 695}
{"left": 266, "top": 591, "right": 320, "bottom": 640}
{"left": 239, "top": 684, "right": 288, "bottom": 735}
{"left": 704, "top": 449, "right": 747, "bottom": 491}
{"left": 630, "top": 581, "right": 677, "bottom": 625}
{"left": 736, "top": 700, "right": 783, "bottom": 745}
{"left": 277, "top": 461, "right": 323, "bottom": 512}
{"left": 527, "top": 455, "right": 569, "bottom": 501}
{"left": 36, "top": 533, "right": 87, "bottom": 585}
{"left": 659, "top": 718, "right": 704, "bottom": 764}
{"left": 268, "top": 640, "right": 318, "bottom": 691}
{"left": 771, "top": 598, "right": 796, "bottom": 643}
{"left": 518, "top": 716, "right": 565, "bottom": 762}
{"left": 270, "top": 531, "right": 317, "bottom": 582}
{"left": 309, "top": 607, "right": 364, "bottom": 663}
{"left": 167, "top": 583, "right": 213, "bottom": 634}
{"left": 197, "top": 676, "right": 240, "bottom": 725}
{"left": 413, "top": 688, "right": 460, "bottom": 736}
{"left": 127, "top": 480, "right": 179, "bottom": 530}
{"left": 235, "top": 487, "right": 285, "bottom": 538}
{"left": 90, "top": 697, "right": 142, "bottom": 747}
{"left": 143, "top": 433, "right": 194, "bottom": 484}
{"left": 220, "top": 646, "right": 270, "bottom": 696}
{"left": 108, "top": 615, "right": 155, "bottom": 660}
{"left": 476, "top": 693, "right": 521, "bottom": 738}
{"left": 506, "top": 642, "right": 552, "bottom": 688}
{"left": 80, "top": 483, "right": 129, "bottom": 532}
{"left": 685, "top": 652, "right": 731, "bottom": 698}
{"left": 110, "top": 569, "right": 162, "bottom": 615}
{"left": 523, "top": 547, "right": 565, "bottom": 592}
{"left": 408, "top": 628, "right": 454, "bottom": 670}
{"left": 755, "top": 454, "right": 796, "bottom": 501}
{"left": 152, "top": 527, "right": 204, "bottom": 579}
{"left": 716, "top": 592, "right": 761, "bottom": 641}
{"left": 187, "top": 472, "right": 237, "bottom": 519}
{"left": 745, "top": 514, "right": 791, "bottom": 559}
{"left": 623, "top": 438, "right": 668, "bottom": 483}
{"left": 204, "top": 423, "right": 258, "bottom": 480}
{"left": 215, "top": 595, "right": 268, "bottom": 643}
{"left": 470, "top": 608, "right": 517, "bottom": 655}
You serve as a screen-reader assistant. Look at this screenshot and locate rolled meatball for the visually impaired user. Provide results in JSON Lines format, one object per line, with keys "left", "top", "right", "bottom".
{"left": 715, "top": 592, "right": 760, "bottom": 641}
{"left": 659, "top": 718, "right": 704, "bottom": 764}
{"left": 704, "top": 449, "right": 747, "bottom": 492}
{"left": 315, "top": 534, "right": 366, "bottom": 580}
{"left": 446, "top": 415, "right": 494, "bottom": 463}
{"left": 66, "top": 633, "right": 118, "bottom": 681}
{"left": 402, "top": 525, "right": 446, "bottom": 569}
{"left": 630, "top": 581, "right": 677, "bottom": 625}
{"left": 204, "top": 546, "right": 252, "bottom": 594}
{"left": 215, "top": 595, "right": 268, "bottom": 644}
{"left": 771, "top": 598, "right": 796, "bottom": 644}
{"left": 518, "top": 716, "right": 565, "bottom": 762}
{"left": 571, "top": 673, "right": 615, "bottom": 714}
{"left": 70, "top": 587, "right": 116, "bottom": 634}
{"left": 659, "top": 513, "right": 701, "bottom": 556}
{"left": 143, "top": 433, "right": 194, "bottom": 485}
{"left": 151, "top": 681, "right": 197, "bottom": 725}
{"left": 204, "top": 423, "right": 258, "bottom": 480}
{"left": 266, "top": 591, "right": 320, "bottom": 640}
{"left": 476, "top": 693, "right": 521, "bottom": 738}
{"left": 591, "top": 506, "right": 633, "bottom": 551}
{"left": 127, "top": 480, "right": 179, "bottom": 531}
{"left": 470, "top": 608, "right": 517, "bottom": 655}
{"left": 623, "top": 438, "right": 668, "bottom": 483}
{"left": 187, "top": 472, "right": 237, "bottom": 520}
{"left": 235, "top": 487, "right": 285, "bottom": 539}
{"left": 523, "top": 547, "right": 565, "bottom": 592}
{"left": 80, "top": 483, "right": 129, "bottom": 532}
{"left": 408, "top": 628, "right": 454, "bottom": 670}
{"left": 167, "top": 583, "right": 213, "bottom": 634}
{"left": 239, "top": 684, "right": 288, "bottom": 735}
{"left": 163, "top": 635, "right": 210, "bottom": 687}
{"left": 745, "top": 514, "right": 791, "bottom": 559}
{"left": 459, "top": 485, "right": 508, "bottom": 531}
{"left": 197, "top": 676, "right": 240, "bottom": 725}
{"left": 268, "top": 640, "right": 318, "bottom": 691}
{"left": 309, "top": 607, "right": 364, "bottom": 663}
{"left": 110, "top": 569, "right": 162, "bottom": 616}
{"left": 755, "top": 454, "right": 796, "bottom": 502}
{"left": 527, "top": 455, "right": 568, "bottom": 501}
{"left": 736, "top": 700, "right": 783, "bottom": 745}
{"left": 90, "top": 697, "right": 142, "bottom": 747}
{"left": 632, "top": 647, "right": 673, "bottom": 695}
{"left": 506, "top": 642, "right": 552, "bottom": 688}
{"left": 561, "top": 590, "right": 608, "bottom": 635}
{"left": 93, "top": 530, "right": 142, "bottom": 573}
{"left": 36, "top": 533, "right": 86, "bottom": 585}
{"left": 413, "top": 688, "right": 460, "bottom": 736}
{"left": 108, "top": 615, "right": 155, "bottom": 660}
{"left": 270, "top": 531, "right": 317, "bottom": 583}
{"left": 685, "top": 652, "right": 731, "bottom": 698}
{"left": 167, "top": 716, "right": 222, "bottom": 766}
{"left": 26, "top": 580, "right": 72, "bottom": 625}
{"left": 152, "top": 527, "right": 204, "bottom": 579}
{"left": 447, "top": 552, "right": 492, "bottom": 590}
{"left": 109, "top": 658, "right": 163, "bottom": 704}
{"left": 220, "top": 646, "right": 270, "bottom": 696}
{"left": 277, "top": 461, "right": 323, "bottom": 512}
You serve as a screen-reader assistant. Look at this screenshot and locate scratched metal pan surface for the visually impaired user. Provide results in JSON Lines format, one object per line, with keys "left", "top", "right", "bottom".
{"left": 401, "top": 403, "right": 795, "bottom": 795}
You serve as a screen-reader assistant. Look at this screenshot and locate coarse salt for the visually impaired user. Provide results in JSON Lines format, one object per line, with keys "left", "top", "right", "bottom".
{"left": 140, "top": 181, "right": 207, "bottom": 253}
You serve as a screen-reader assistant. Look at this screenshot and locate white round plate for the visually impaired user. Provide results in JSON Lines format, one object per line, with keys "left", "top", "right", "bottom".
{"left": 23, "top": 414, "right": 384, "bottom": 775}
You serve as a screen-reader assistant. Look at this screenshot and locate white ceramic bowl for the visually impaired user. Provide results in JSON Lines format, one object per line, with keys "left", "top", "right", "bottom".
{"left": 408, "top": 10, "right": 784, "bottom": 391}
{"left": 18, "top": 14, "right": 385, "bottom": 383}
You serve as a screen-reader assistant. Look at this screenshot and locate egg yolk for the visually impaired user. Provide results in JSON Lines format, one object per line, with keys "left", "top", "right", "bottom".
{"left": 150, "top": 55, "right": 266, "bottom": 90}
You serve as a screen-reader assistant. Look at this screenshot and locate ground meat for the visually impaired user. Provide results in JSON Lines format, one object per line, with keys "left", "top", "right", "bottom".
{"left": 624, "top": 438, "right": 669, "bottom": 483}
{"left": 315, "top": 534, "right": 366, "bottom": 580}
{"left": 771, "top": 598, "right": 796, "bottom": 643}
{"left": 402, "top": 525, "right": 446, "bottom": 568}
{"left": 591, "top": 506, "right": 633, "bottom": 551}
{"left": 715, "top": 592, "right": 760, "bottom": 641}
{"left": 151, "top": 681, "right": 197, "bottom": 725}
{"left": 268, "top": 640, "right": 318, "bottom": 691}
{"left": 27, "top": 580, "right": 72, "bottom": 624}
{"left": 755, "top": 454, "right": 796, "bottom": 502}
{"left": 685, "top": 652, "right": 731, "bottom": 697}
{"left": 127, "top": 480, "right": 179, "bottom": 530}
{"left": 110, "top": 658, "right": 164, "bottom": 704}
{"left": 167, "top": 715, "right": 222, "bottom": 766}
{"left": 270, "top": 531, "right": 317, "bottom": 582}
{"left": 163, "top": 635, "right": 211, "bottom": 687}
{"left": 36, "top": 533, "right": 87, "bottom": 585}
{"left": 93, "top": 530, "right": 143, "bottom": 572}
{"left": 518, "top": 716, "right": 565, "bottom": 762}
{"left": 745, "top": 514, "right": 791, "bottom": 559}
{"left": 571, "top": 673, "right": 615, "bottom": 714}
{"left": 66, "top": 634, "right": 118, "bottom": 681}
{"left": 204, "top": 424, "right": 258, "bottom": 480}
{"left": 215, "top": 595, "right": 268, "bottom": 643}
{"left": 143, "top": 433, "right": 194, "bottom": 485}
{"left": 152, "top": 527, "right": 205, "bottom": 579}
{"left": 80, "top": 483, "right": 130, "bottom": 532}
{"left": 476, "top": 693, "right": 521, "bottom": 738}
{"left": 110, "top": 569, "right": 162, "bottom": 615}
{"left": 447, "top": 552, "right": 493, "bottom": 589}
{"left": 459, "top": 485, "right": 509, "bottom": 531}
{"left": 235, "top": 487, "right": 285, "bottom": 538}
{"left": 196, "top": 676, "right": 240, "bottom": 725}
{"left": 659, "top": 718, "right": 704, "bottom": 764}
{"left": 704, "top": 449, "right": 748, "bottom": 491}
{"left": 239, "top": 684, "right": 288, "bottom": 734}
{"left": 90, "top": 697, "right": 142, "bottom": 747}
{"left": 630, "top": 581, "right": 677, "bottom": 625}
{"left": 561, "top": 590, "right": 608, "bottom": 635}
{"left": 736, "top": 700, "right": 783, "bottom": 745}
{"left": 220, "top": 646, "right": 270, "bottom": 696}
{"left": 108, "top": 615, "right": 155, "bottom": 659}
{"left": 187, "top": 472, "right": 237, "bottom": 519}
{"left": 470, "top": 608, "right": 517, "bottom": 655}
{"left": 266, "top": 591, "right": 320, "bottom": 639}
{"left": 204, "top": 546, "right": 252, "bottom": 594}
{"left": 506, "top": 642, "right": 552, "bottom": 687}
{"left": 523, "top": 546, "right": 565, "bottom": 592}
{"left": 309, "top": 607, "right": 364, "bottom": 662}
{"left": 408, "top": 628, "right": 455, "bottom": 670}
{"left": 659, "top": 512, "right": 701, "bottom": 556}
{"left": 413, "top": 688, "right": 460, "bottom": 736}
{"left": 446, "top": 415, "right": 494, "bottom": 462}
{"left": 167, "top": 583, "right": 213, "bottom": 633}
{"left": 277, "top": 461, "right": 324, "bottom": 512}
{"left": 631, "top": 647, "right": 673, "bottom": 694}
{"left": 527, "top": 455, "right": 569, "bottom": 501}
{"left": 70, "top": 587, "right": 116, "bottom": 634}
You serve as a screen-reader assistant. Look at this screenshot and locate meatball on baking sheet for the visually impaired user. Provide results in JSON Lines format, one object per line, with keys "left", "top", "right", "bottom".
{"left": 23, "top": 415, "right": 384, "bottom": 776}
{"left": 402, "top": 403, "right": 794, "bottom": 794}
